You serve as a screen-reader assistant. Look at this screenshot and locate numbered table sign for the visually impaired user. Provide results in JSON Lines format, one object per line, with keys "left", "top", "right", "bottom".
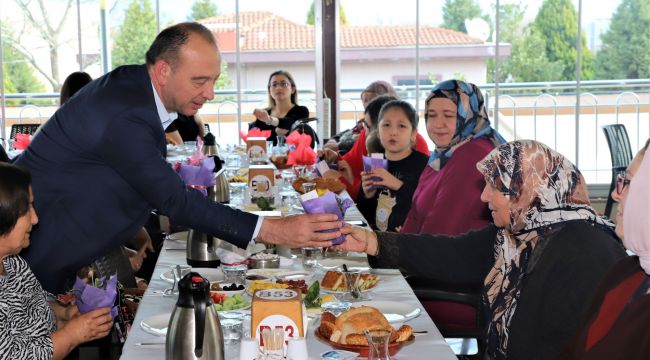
{"left": 251, "top": 289, "right": 304, "bottom": 346}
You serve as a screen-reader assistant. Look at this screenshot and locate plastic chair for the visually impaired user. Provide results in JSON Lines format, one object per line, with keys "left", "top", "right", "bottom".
{"left": 407, "top": 276, "right": 484, "bottom": 357}
{"left": 602, "top": 124, "right": 633, "bottom": 219}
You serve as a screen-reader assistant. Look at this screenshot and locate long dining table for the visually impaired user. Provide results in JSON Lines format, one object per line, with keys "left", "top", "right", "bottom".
{"left": 120, "top": 173, "right": 457, "bottom": 359}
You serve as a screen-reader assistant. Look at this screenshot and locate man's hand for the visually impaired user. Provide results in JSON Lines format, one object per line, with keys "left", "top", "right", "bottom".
{"left": 257, "top": 214, "right": 341, "bottom": 248}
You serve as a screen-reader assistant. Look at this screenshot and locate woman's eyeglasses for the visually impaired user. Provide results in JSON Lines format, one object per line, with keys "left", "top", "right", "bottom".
{"left": 270, "top": 81, "right": 291, "bottom": 88}
{"left": 616, "top": 173, "right": 631, "bottom": 195}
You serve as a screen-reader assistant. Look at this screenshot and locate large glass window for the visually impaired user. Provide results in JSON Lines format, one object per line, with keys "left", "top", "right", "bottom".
{"left": 1, "top": 0, "right": 648, "bottom": 186}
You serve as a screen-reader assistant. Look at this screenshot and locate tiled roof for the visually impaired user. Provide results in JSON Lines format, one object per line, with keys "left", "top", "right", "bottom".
{"left": 201, "top": 11, "right": 482, "bottom": 52}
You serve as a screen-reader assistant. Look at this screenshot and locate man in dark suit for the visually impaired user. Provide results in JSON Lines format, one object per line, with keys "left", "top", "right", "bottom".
{"left": 14, "top": 22, "right": 341, "bottom": 293}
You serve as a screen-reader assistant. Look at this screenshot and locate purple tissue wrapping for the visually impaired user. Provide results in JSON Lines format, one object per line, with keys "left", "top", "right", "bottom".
{"left": 175, "top": 158, "right": 216, "bottom": 196}
{"left": 362, "top": 156, "right": 388, "bottom": 190}
{"left": 300, "top": 192, "right": 353, "bottom": 245}
{"left": 72, "top": 274, "right": 119, "bottom": 318}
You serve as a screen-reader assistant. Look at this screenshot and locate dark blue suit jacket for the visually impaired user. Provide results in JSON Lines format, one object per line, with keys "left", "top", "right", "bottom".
{"left": 15, "top": 65, "right": 258, "bottom": 293}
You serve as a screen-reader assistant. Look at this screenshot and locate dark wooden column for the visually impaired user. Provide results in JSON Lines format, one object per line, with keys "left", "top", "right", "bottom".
{"left": 321, "top": 0, "right": 339, "bottom": 137}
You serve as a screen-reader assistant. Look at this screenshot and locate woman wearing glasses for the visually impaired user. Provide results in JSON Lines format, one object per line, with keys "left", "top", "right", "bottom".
{"left": 250, "top": 70, "right": 309, "bottom": 145}
{"left": 559, "top": 139, "right": 650, "bottom": 360}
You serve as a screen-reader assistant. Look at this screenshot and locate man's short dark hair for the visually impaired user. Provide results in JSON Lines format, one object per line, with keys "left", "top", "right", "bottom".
{"left": 145, "top": 22, "right": 217, "bottom": 69}
{"left": 364, "top": 95, "right": 398, "bottom": 130}
{"left": 0, "top": 163, "right": 31, "bottom": 236}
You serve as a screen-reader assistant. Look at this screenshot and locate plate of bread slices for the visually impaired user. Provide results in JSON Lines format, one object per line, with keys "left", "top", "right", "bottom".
{"left": 320, "top": 270, "right": 380, "bottom": 293}
{"left": 316, "top": 306, "right": 414, "bottom": 356}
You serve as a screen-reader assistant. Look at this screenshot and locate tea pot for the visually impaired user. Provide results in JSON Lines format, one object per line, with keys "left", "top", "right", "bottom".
{"left": 166, "top": 272, "right": 224, "bottom": 360}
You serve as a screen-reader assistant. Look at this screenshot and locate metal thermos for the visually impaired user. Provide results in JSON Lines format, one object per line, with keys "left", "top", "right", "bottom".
{"left": 201, "top": 132, "right": 220, "bottom": 157}
{"left": 166, "top": 272, "right": 224, "bottom": 360}
{"left": 186, "top": 229, "right": 221, "bottom": 268}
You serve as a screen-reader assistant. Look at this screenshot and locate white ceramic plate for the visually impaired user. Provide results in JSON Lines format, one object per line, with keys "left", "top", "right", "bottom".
{"left": 318, "top": 258, "right": 370, "bottom": 271}
{"left": 352, "top": 300, "right": 421, "bottom": 324}
{"left": 159, "top": 267, "right": 225, "bottom": 284}
{"left": 275, "top": 271, "right": 312, "bottom": 281}
{"left": 140, "top": 313, "right": 170, "bottom": 336}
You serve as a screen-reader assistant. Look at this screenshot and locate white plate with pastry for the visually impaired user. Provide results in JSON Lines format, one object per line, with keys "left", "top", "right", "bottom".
{"left": 320, "top": 270, "right": 380, "bottom": 293}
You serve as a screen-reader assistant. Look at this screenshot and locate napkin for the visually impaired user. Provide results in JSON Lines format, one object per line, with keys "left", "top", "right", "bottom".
{"left": 286, "top": 133, "right": 317, "bottom": 166}
{"left": 11, "top": 133, "right": 31, "bottom": 150}
{"left": 240, "top": 128, "right": 272, "bottom": 142}
{"left": 174, "top": 158, "right": 216, "bottom": 196}
{"left": 216, "top": 247, "right": 248, "bottom": 265}
{"left": 300, "top": 191, "right": 352, "bottom": 245}
{"left": 72, "top": 274, "right": 119, "bottom": 318}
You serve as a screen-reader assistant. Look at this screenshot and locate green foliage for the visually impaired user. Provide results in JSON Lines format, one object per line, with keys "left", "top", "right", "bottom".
{"left": 1, "top": 26, "right": 45, "bottom": 95}
{"left": 189, "top": 0, "right": 217, "bottom": 21}
{"left": 441, "top": 0, "right": 484, "bottom": 33}
{"left": 306, "top": 0, "right": 348, "bottom": 25}
{"left": 487, "top": 3, "right": 563, "bottom": 83}
{"left": 595, "top": 0, "right": 650, "bottom": 79}
{"left": 216, "top": 59, "right": 231, "bottom": 90}
{"left": 111, "top": 0, "right": 157, "bottom": 68}
{"left": 532, "top": 0, "right": 594, "bottom": 80}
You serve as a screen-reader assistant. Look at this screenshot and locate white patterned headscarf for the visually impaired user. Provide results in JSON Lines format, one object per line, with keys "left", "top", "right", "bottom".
{"left": 623, "top": 144, "right": 650, "bottom": 274}
{"left": 476, "top": 140, "right": 614, "bottom": 359}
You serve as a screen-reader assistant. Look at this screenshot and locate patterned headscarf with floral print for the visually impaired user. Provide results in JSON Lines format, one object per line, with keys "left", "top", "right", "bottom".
{"left": 426, "top": 79, "right": 505, "bottom": 170}
{"left": 476, "top": 140, "right": 614, "bottom": 359}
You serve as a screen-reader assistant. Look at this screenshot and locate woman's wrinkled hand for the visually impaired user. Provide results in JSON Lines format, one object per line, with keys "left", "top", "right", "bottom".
{"left": 63, "top": 307, "right": 113, "bottom": 346}
{"left": 334, "top": 224, "right": 377, "bottom": 254}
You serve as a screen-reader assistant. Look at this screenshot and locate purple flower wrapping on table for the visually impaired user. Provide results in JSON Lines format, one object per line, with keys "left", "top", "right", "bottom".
{"left": 72, "top": 274, "right": 119, "bottom": 318}
{"left": 300, "top": 192, "right": 353, "bottom": 245}
{"left": 175, "top": 158, "right": 216, "bottom": 196}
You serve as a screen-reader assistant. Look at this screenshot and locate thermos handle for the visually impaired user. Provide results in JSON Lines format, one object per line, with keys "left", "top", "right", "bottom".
{"left": 192, "top": 286, "right": 207, "bottom": 358}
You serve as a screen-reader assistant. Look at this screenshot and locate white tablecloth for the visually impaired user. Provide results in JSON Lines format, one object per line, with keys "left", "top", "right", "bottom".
{"left": 120, "top": 241, "right": 456, "bottom": 360}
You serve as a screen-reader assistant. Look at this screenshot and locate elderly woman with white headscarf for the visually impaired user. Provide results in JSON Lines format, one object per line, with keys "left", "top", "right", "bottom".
{"left": 558, "top": 139, "right": 650, "bottom": 360}
{"left": 338, "top": 140, "right": 627, "bottom": 360}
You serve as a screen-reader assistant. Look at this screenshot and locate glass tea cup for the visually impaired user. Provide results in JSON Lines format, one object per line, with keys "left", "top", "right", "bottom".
{"left": 221, "top": 263, "right": 247, "bottom": 286}
{"left": 220, "top": 317, "right": 243, "bottom": 345}
{"left": 164, "top": 264, "right": 191, "bottom": 296}
{"left": 301, "top": 246, "right": 323, "bottom": 270}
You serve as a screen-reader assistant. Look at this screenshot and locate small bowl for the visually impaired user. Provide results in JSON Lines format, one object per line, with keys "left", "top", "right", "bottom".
{"left": 244, "top": 274, "right": 272, "bottom": 286}
{"left": 247, "top": 257, "right": 281, "bottom": 269}
{"left": 210, "top": 282, "right": 246, "bottom": 296}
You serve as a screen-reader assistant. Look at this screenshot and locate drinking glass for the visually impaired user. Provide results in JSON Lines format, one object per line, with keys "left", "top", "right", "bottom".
{"left": 164, "top": 264, "right": 191, "bottom": 296}
{"left": 286, "top": 337, "right": 308, "bottom": 360}
{"left": 301, "top": 247, "right": 323, "bottom": 270}
{"left": 366, "top": 329, "right": 392, "bottom": 360}
{"left": 221, "top": 263, "right": 247, "bottom": 285}
{"left": 220, "top": 316, "right": 243, "bottom": 345}
{"left": 339, "top": 268, "right": 361, "bottom": 302}
{"left": 281, "top": 170, "right": 296, "bottom": 191}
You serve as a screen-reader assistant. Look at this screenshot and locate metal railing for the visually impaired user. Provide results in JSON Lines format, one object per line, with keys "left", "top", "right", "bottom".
{"left": 2, "top": 79, "right": 649, "bottom": 185}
